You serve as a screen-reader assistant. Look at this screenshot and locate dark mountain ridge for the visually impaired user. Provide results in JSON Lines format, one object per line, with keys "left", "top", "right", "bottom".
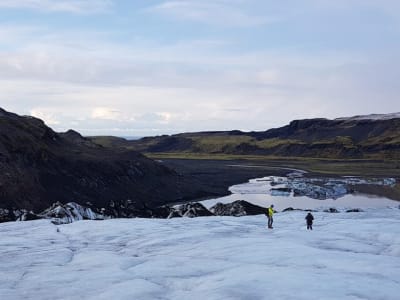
{"left": 250, "top": 118, "right": 399, "bottom": 142}
{"left": 0, "top": 108, "right": 213, "bottom": 212}
{"left": 96, "top": 114, "right": 400, "bottom": 159}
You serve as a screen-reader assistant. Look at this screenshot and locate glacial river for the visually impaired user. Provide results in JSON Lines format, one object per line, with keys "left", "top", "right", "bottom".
{"left": 201, "top": 176, "right": 399, "bottom": 211}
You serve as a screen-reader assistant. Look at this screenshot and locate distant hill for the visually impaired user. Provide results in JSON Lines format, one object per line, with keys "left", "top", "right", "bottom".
{"left": 90, "top": 114, "right": 400, "bottom": 159}
{"left": 0, "top": 108, "right": 212, "bottom": 212}
{"left": 335, "top": 112, "right": 400, "bottom": 121}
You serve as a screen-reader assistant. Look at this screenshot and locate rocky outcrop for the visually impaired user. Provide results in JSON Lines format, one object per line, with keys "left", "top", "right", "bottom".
{"left": 1, "top": 202, "right": 110, "bottom": 224}
{"left": 210, "top": 200, "right": 266, "bottom": 217}
{"left": 18, "top": 212, "right": 43, "bottom": 221}
{"left": 282, "top": 207, "right": 304, "bottom": 212}
{"left": 38, "top": 202, "right": 107, "bottom": 224}
{"left": 324, "top": 208, "right": 339, "bottom": 213}
{"left": 346, "top": 208, "right": 363, "bottom": 213}
{"left": 0, "top": 198, "right": 373, "bottom": 225}
{"left": 0, "top": 208, "right": 31, "bottom": 222}
{"left": 169, "top": 203, "right": 214, "bottom": 218}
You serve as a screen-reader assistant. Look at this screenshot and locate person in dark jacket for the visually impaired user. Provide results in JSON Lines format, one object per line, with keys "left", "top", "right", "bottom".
{"left": 305, "top": 212, "right": 314, "bottom": 230}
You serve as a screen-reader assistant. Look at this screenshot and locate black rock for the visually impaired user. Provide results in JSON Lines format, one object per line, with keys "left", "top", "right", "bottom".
{"left": 167, "top": 210, "right": 183, "bottom": 219}
{"left": 324, "top": 207, "right": 339, "bottom": 213}
{"left": 210, "top": 200, "right": 266, "bottom": 217}
{"left": 0, "top": 208, "right": 16, "bottom": 223}
{"left": 171, "top": 203, "right": 213, "bottom": 218}
{"left": 38, "top": 202, "right": 106, "bottom": 224}
{"left": 282, "top": 207, "right": 304, "bottom": 212}
{"left": 282, "top": 207, "right": 294, "bottom": 212}
{"left": 346, "top": 208, "right": 363, "bottom": 213}
{"left": 18, "top": 212, "right": 43, "bottom": 221}
{"left": 0, "top": 208, "right": 40, "bottom": 223}
{"left": 150, "top": 206, "right": 173, "bottom": 218}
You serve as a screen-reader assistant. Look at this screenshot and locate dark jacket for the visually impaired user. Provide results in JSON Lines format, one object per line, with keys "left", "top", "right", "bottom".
{"left": 305, "top": 213, "right": 314, "bottom": 224}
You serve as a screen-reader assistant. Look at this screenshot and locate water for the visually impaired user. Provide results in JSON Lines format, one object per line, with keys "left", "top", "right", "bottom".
{"left": 201, "top": 176, "right": 399, "bottom": 211}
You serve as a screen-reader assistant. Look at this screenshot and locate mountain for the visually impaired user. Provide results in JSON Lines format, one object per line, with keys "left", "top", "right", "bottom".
{"left": 92, "top": 114, "right": 400, "bottom": 159}
{"left": 0, "top": 108, "right": 213, "bottom": 213}
{"left": 335, "top": 112, "right": 400, "bottom": 121}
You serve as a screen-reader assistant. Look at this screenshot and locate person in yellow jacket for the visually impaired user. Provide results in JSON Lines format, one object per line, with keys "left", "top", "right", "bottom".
{"left": 267, "top": 204, "right": 274, "bottom": 229}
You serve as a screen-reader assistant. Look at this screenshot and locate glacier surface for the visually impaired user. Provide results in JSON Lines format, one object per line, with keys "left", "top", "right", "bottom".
{"left": 1, "top": 208, "right": 400, "bottom": 300}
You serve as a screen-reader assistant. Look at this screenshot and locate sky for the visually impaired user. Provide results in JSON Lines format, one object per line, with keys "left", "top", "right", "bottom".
{"left": 0, "top": 0, "right": 399, "bottom": 136}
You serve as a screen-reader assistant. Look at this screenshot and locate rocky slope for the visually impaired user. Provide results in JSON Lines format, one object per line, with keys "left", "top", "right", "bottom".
{"left": 0, "top": 108, "right": 214, "bottom": 215}
{"left": 94, "top": 114, "right": 400, "bottom": 159}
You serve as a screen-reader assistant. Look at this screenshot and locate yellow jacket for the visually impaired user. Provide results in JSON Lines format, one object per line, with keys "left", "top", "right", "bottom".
{"left": 268, "top": 207, "right": 274, "bottom": 217}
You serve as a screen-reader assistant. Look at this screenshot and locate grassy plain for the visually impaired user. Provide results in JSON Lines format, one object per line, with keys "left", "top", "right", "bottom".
{"left": 146, "top": 152, "right": 400, "bottom": 177}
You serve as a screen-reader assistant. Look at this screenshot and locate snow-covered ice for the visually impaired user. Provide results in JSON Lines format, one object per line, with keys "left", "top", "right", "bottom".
{"left": 1, "top": 208, "right": 400, "bottom": 300}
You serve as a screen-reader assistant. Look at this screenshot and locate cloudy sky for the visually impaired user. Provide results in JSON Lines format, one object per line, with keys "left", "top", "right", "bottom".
{"left": 0, "top": 0, "right": 399, "bottom": 136}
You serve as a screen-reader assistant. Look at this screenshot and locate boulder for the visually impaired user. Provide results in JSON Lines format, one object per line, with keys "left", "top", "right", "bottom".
{"left": 210, "top": 200, "right": 266, "bottom": 217}
{"left": 167, "top": 210, "right": 182, "bottom": 219}
{"left": 39, "top": 202, "right": 106, "bottom": 224}
{"left": 0, "top": 208, "right": 42, "bottom": 223}
{"left": 18, "top": 212, "right": 43, "bottom": 221}
{"left": 0, "top": 208, "right": 16, "bottom": 223}
{"left": 150, "top": 206, "right": 173, "bottom": 218}
{"left": 171, "top": 203, "right": 213, "bottom": 218}
{"left": 324, "top": 207, "right": 339, "bottom": 213}
{"left": 346, "top": 208, "right": 363, "bottom": 213}
{"left": 282, "top": 207, "right": 298, "bottom": 212}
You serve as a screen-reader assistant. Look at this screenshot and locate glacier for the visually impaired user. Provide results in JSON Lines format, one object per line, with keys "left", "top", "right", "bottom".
{"left": 1, "top": 208, "right": 399, "bottom": 300}
{"left": 201, "top": 176, "right": 398, "bottom": 211}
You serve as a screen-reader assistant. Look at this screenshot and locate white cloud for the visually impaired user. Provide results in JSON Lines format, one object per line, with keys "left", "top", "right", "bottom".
{"left": 30, "top": 108, "right": 60, "bottom": 125}
{"left": 157, "top": 112, "right": 172, "bottom": 123}
{"left": 91, "top": 107, "right": 121, "bottom": 120}
{"left": 1, "top": 1, "right": 399, "bottom": 136}
{"left": 0, "top": 30, "right": 398, "bottom": 135}
{"left": 136, "top": 112, "right": 174, "bottom": 124}
{"left": 0, "top": 25, "right": 43, "bottom": 45}
{"left": 148, "top": 0, "right": 275, "bottom": 27}
{"left": 0, "top": 0, "right": 113, "bottom": 14}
